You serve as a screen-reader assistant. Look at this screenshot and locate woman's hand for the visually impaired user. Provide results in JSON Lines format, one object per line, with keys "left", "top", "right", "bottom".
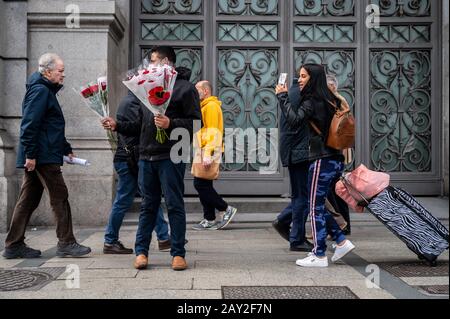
{"left": 275, "top": 84, "right": 288, "bottom": 95}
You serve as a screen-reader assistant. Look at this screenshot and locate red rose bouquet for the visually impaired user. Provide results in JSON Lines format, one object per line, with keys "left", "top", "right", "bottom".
{"left": 76, "top": 76, "right": 117, "bottom": 152}
{"left": 123, "top": 64, "right": 178, "bottom": 143}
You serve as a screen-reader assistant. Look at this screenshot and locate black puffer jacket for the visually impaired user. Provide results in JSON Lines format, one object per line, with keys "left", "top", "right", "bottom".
{"left": 113, "top": 91, "right": 141, "bottom": 163}
{"left": 116, "top": 67, "right": 202, "bottom": 161}
{"left": 278, "top": 93, "right": 344, "bottom": 162}
{"left": 279, "top": 78, "right": 310, "bottom": 167}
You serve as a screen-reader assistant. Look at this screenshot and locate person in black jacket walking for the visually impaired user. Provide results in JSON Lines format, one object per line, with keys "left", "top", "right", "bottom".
{"left": 2, "top": 53, "right": 91, "bottom": 259}
{"left": 103, "top": 91, "right": 172, "bottom": 254}
{"left": 272, "top": 76, "right": 313, "bottom": 252}
{"left": 102, "top": 46, "right": 201, "bottom": 271}
{"left": 276, "top": 64, "right": 355, "bottom": 268}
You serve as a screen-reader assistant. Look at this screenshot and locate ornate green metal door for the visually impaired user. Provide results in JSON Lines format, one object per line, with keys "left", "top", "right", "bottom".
{"left": 132, "top": 0, "right": 442, "bottom": 195}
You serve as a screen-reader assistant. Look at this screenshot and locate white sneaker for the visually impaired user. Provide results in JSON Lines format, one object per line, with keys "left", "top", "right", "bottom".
{"left": 331, "top": 240, "right": 355, "bottom": 263}
{"left": 296, "top": 253, "right": 328, "bottom": 268}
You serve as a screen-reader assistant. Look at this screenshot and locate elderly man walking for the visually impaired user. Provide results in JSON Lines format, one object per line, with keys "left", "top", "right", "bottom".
{"left": 2, "top": 53, "right": 91, "bottom": 259}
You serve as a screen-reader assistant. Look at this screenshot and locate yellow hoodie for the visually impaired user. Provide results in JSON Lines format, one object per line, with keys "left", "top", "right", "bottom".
{"left": 196, "top": 96, "right": 224, "bottom": 158}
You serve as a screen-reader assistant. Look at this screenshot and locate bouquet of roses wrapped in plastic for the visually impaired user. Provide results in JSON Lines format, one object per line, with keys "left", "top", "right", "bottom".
{"left": 122, "top": 63, "right": 178, "bottom": 144}
{"left": 76, "top": 76, "right": 117, "bottom": 152}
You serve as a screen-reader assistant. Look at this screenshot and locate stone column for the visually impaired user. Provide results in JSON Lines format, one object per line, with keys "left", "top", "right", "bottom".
{"left": 22, "top": 0, "right": 128, "bottom": 227}
{"left": 443, "top": 0, "right": 449, "bottom": 196}
{"left": 0, "top": 0, "right": 29, "bottom": 233}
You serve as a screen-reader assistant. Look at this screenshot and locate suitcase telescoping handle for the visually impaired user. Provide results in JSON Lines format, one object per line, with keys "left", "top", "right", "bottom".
{"left": 340, "top": 175, "right": 371, "bottom": 207}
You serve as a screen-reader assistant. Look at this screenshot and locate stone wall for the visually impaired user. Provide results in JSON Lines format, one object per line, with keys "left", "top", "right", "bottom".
{"left": 443, "top": 0, "right": 449, "bottom": 196}
{"left": 0, "top": 0, "right": 130, "bottom": 230}
{"left": 0, "top": 0, "right": 28, "bottom": 233}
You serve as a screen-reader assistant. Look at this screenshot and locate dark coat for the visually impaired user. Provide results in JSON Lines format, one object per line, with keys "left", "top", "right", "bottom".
{"left": 16, "top": 72, "right": 72, "bottom": 168}
{"left": 116, "top": 67, "right": 202, "bottom": 161}
{"left": 278, "top": 93, "right": 344, "bottom": 162}
{"left": 113, "top": 91, "right": 141, "bottom": 163}
{"left": 279, "top": 78, "right": 310, "bottom": 167}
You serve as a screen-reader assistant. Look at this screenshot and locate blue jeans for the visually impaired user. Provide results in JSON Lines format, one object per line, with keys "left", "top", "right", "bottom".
{"left": 104, "top": 161, "right": 169, "bottom": 244}
{"left": 135, "top": 159, "right": 186, "bottom": 257}
{"left": 277, "top": 162, "right": 309, "bottom": 246}
{"left": 308, "top": 159, "right": 346, "bottom": 257}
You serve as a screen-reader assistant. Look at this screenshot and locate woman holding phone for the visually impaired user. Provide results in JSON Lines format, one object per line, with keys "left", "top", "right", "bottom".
{"left": 275, "top": 64, "right": 355, "bottom": 268}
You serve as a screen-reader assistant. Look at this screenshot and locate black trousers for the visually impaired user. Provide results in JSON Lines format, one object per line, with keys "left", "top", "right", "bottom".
{"left": 193, "top": 177, "right": 228, "bottom": 221}
{"left": 327, "top": 179, "right": 351, "bottom": 230}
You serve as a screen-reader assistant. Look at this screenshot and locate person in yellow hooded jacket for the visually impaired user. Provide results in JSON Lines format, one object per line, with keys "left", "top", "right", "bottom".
{"left": 192, "top": 81, "right": 238, "bottom": 230}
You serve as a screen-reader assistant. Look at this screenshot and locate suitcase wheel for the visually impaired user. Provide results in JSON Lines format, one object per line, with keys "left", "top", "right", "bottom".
{"left": 418, "top": 254, "right": 438, "bottom": 267}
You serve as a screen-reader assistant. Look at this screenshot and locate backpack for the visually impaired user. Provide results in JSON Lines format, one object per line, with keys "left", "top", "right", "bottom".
{"left": 309, "top": 101, "right": 355, "bottom": 150}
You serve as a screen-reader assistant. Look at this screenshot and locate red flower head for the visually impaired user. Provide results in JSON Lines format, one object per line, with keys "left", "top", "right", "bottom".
{"left": 81, "top": 87, "right": 92, "bottom": 98}
{"left": 148, "top": 86, "right": 171, "bottom": 106}
{"left": 89, "top": 84, "right": 99, "bottom": 93}
{"left": 101, "top": 82, "right": 107, "bottom": 91}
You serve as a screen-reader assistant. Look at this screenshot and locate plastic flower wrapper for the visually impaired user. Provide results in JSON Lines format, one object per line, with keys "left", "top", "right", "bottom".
{"left": 75, "top": 76, "right": 118, "bottom": 152}
{"left": 122, "top": 63, "right": 178, "bottom": 144}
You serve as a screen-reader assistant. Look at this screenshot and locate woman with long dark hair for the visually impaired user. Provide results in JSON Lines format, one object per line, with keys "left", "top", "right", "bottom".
{"left": 275, "top": 64, "right": 355, "bottom": 267}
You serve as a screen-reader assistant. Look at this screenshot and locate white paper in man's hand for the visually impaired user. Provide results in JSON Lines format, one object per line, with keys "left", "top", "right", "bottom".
{"left": 63, "top": 156, "right": 91, "bottom": 166}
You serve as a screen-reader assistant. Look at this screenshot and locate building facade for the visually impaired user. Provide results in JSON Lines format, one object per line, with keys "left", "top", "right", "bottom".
{"left": 1, "top": 0, "right": 449, "bottom": 231}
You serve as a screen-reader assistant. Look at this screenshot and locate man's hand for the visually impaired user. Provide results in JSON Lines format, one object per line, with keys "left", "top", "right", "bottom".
{"left": 154, "top": 114, "right": 170, "bottom": 129}
{"left": 68, "top": 153, "right": 75, "bottom": 161}
{"left": 101, "top": 117, "right": 117, "bottom": 131}
{"left": 275, "top": 84, "right": 288, "bottom": 95}
{"left": 202, "top": 156, "right": 213, "bottom": 169}
{"left": 24, "top": 159, "right": 36, "bottom": 172}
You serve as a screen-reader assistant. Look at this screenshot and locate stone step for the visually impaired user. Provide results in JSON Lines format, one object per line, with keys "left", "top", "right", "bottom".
{"left": 130, "top": 197, "right": 291, "bottom": 215}
{"left": 123, "top": 196, "right": 449, "bottom": 225}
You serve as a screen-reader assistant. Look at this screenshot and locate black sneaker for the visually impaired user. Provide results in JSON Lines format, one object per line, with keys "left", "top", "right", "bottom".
{"left": 103, "top": 241, "right": 133, "bottom": 254}
{"left": 272, "top": 219, "right": 290, "bottom": 242}
{"left": 56, "top": 242, "right": 91, "bottom": 257}
{"left": 2, "top": 243, "right": 41, "bottom": 259}
{"left": 342, "top": 226, "right": 351, "bottom": 236}
{"left": 290, "top": 241, "right": 314, "bottom": 252}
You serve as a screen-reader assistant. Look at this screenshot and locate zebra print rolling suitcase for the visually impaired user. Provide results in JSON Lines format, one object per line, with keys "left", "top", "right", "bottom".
{"left": 367, "top": 186, "right": 449, "bottom": 267}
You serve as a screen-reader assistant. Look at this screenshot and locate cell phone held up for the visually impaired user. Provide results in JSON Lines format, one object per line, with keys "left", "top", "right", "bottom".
{"left": 278, "top": 73, "right": 287, "bottom": 86}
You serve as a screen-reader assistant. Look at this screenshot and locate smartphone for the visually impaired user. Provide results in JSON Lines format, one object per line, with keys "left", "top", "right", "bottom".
{"left": 278, "top": 73, "right": 288, "bottom": 86}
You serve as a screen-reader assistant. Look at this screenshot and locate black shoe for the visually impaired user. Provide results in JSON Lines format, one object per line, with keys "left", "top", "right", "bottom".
{"left": 159, "top": 239, "right": 189, "bottom": 251}
{"left": 103, "top": 241, "right": 133, "bottom": 254}
{"left": 2, "top": 243, "right": 41, "bottom": 259}
{"left": 158, "top": 239, "right": 171, "bottom": 251}
{"left": 342, "top": 226, "right": 351, "bottom": 236}
{"left": 290, "top": 241, "right": 314, "bottom": 252}
{"left": 272, "top": 219, "right": 290, "bottom": 242}
{"left": 56, "top": 242, "right": 91, "bottom": 257}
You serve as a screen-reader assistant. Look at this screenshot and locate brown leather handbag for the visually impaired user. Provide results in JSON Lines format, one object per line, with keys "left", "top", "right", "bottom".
{"left": 191, "top": 150, "right": 220, "bottom": 180}
{"left": 310, "top": 101, "right": 355, "bottom": 150}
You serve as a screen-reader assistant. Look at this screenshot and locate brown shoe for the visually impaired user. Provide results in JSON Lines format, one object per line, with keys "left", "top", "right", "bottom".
{"left": 158, "top": 239, "right": 171, "bottom": 251}
{"left": 103, "top": 241, "right": 133, "bottom": 255}
{"left": 172, "top": 256, "right": 187, "bottom": 271}
{"left": 134, "top": 254, "right": 148, "bottom": 270}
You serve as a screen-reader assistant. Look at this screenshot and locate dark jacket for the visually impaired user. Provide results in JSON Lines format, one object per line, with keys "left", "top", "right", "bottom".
{"left": 113, "top": 91, "right": 141, "bottom": 163}
{"left": 279, "top": 78, "right": 310, "bottom": 167}
{"left": 16, "top": 72, "right": 72, "bottom": 168}
{"left": 278, "top": 93, "right": 344, "bottom": 162}
{"left": 116, "top": 67, "right": 202, "bottom": 161}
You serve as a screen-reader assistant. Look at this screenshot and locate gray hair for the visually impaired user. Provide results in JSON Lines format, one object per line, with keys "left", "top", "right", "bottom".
{"left": 326, "top": 74, "right": 339, "bottom": 89}
{"left": 38, "top": 53, "right": 62, "bottom": 74}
